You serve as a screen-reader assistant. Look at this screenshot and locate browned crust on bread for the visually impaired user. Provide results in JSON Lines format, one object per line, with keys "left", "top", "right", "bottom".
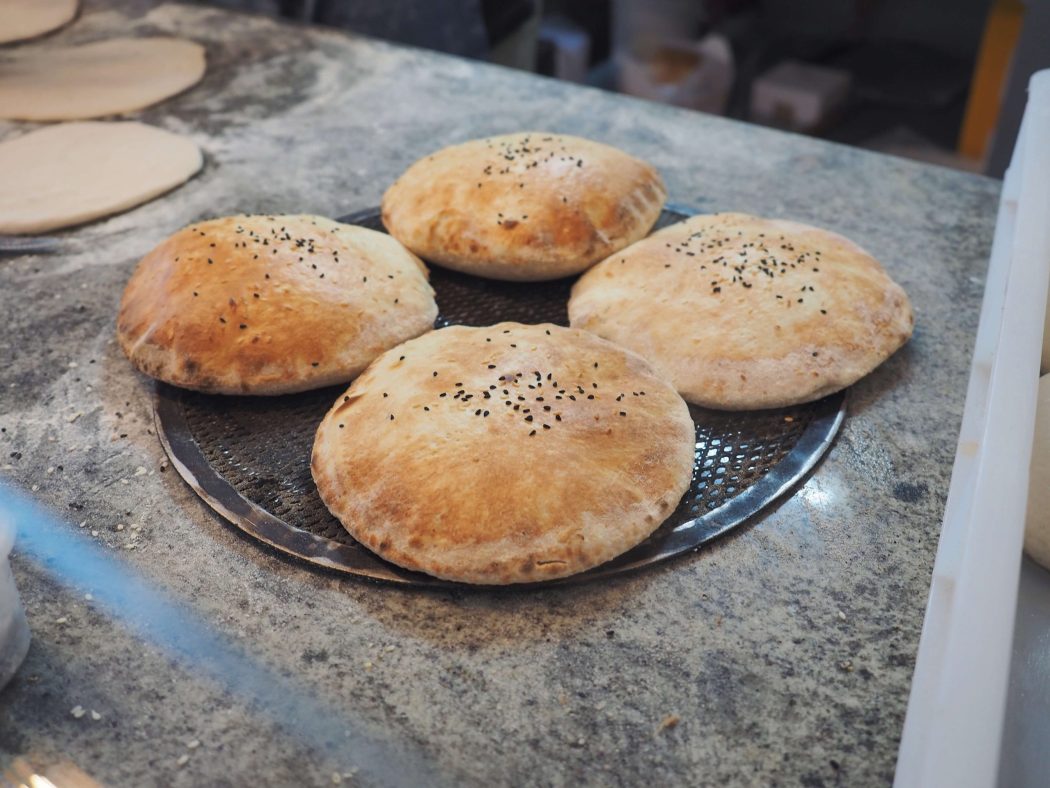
{"left": 569, "top": 213, "right": 914, "bottom": 409}
{"left": 117, "top": 214, "right": 437, "bottom": 394}
{"left": 381, "top": 132, "right": 667, "bottom": 281}
{"left": 311, "top": 323, "right": 695, "bottom": 584}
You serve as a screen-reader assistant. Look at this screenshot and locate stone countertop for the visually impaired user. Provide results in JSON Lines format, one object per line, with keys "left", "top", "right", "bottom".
{"left": 0, "top": 2, "right": 1000, "bottom": 786}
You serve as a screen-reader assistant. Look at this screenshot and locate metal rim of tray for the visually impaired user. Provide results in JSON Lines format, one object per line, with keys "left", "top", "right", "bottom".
{"left": 153, "top": 205, "right": 846, "bottom": 588}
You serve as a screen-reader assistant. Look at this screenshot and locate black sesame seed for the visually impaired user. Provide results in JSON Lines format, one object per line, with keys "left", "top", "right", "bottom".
{"left": 389, "top": 414, "right": 395, "bottom": 420}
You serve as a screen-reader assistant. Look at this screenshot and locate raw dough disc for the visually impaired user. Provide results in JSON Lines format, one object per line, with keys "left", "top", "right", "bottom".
{"left": 0, "top": 37, "right": 206, "bottom": 121}
{"left": 1025, "top": 374, "right": 1050, "bottom": 570}
{"left": 0, "top": 0, "right": 78, "bottom": 44}
{"left": 0, "top": 122, "right": 202, "bottom": 234}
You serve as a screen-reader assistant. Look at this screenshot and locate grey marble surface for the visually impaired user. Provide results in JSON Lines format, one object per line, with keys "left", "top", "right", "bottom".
{"left": 0, "top": 2, "right": 1000, "bottom": 786}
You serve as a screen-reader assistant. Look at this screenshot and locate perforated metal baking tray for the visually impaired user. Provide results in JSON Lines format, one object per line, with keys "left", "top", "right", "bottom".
{"left": 154, "top": 206, "right": 845, "bottom": 587}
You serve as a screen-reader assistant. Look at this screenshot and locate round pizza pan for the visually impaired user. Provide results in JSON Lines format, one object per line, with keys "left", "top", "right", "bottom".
{"left": 153, "top": 206, "right": 845, "bottom": 587}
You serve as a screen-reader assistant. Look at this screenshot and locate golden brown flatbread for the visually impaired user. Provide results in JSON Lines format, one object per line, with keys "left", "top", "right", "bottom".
{"left": 118, "top": 215, "right": 437, "bottom": 394}
{"left": 569, "top": 213, "right": 914, "bottom": 409}
{"left": 381, "top": 132, "right": 666, "bottom": 281}
{"left": 311, "top": 322, "right": 695, "bottom": 584}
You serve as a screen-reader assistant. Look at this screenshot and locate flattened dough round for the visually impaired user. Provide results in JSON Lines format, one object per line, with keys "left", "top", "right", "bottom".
{"left": 0, "top": 121, "right": 202, "bottom": 234}
{"left": 381, "top": 132, "right": 667, "bottom": 281}
{"left": 569, "top": 212, "right": 914, "bottom": 410}
{"left": 0, "top": 37, "right": 205, "bottom": 121}
{"left": 118, "top": 215, "right": 438, "bottom": 395}
{"left": 1025, "top": 375, "right": 1050, "bottom": 570}
{"left": 0, "top": 0, "right": 78, "bottom": 44}
{"left": 312, "top": 323, "right": 696, "bottom": 584}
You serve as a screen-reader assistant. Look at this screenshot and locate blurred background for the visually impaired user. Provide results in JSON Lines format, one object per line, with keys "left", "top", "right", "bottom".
{"left": 187, "top": 0, "right": 1048, "bottom": 175}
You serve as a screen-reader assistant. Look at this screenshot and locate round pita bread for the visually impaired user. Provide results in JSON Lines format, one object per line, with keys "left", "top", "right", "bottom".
{"left": 312, "top": 322, "right": 695, "bottom": 584}
{"left": 0, "top": 122, "right": 202, "bottom": 234}
{"left": 0, "top": 0, "right": 78, "bottom": 44}
{"left": 569, "top": 213, "right": 914, "bottom": 409}
{"left": 381, "top": 132, "right": 667, "bottom": 281}
{"left": 118, "top": 215, "right": 438, "bottom": 395}
{"left": 0, "top": 37, "right": 205, "bottom": 121}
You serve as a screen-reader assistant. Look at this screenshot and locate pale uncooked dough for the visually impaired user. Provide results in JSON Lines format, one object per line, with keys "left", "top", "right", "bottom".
{"left": 0, "top": 37, "right": 206, "bottom": 121}
{"left": 1025, "top": 374, "right": 1050, "bottom": 569}
{"left": 0, "top": 0, "right": 78, "bottom": 45}
{"left": 0, "top": 122, "right": 202, "bottom": 234}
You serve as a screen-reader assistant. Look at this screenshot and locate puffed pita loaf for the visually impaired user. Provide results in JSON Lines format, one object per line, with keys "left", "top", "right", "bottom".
{"left": 569, "top": 213, "right": 914, "bottom": 410}
{"left": 311, "top": 322, "right": 695, "bottom": 584}
{"left": 118, "top": 215, "right": 437, "bottom": 395}
{"left": 381, "top": 132, "right": 667, "bottom": 281}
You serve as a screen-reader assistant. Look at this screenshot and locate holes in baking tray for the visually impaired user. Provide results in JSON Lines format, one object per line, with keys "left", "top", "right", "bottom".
{"left": 179, "top": 387, "right": 822, "bottom": 549}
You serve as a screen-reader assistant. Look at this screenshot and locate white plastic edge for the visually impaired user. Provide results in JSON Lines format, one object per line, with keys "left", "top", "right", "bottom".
{"left": 0, "top": 510, "right": 12, "bottom": 559}
{"left": 895, "top": 70, "right": 1050, "bottom": 788}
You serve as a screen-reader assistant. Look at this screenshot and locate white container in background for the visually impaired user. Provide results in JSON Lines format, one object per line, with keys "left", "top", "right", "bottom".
{"left": 0, "top": 511, "right": 30, "bottom": 690}
{"left": 750, "top": 60, "right": 852, "bottom": 133}
{"left": 618, "top": 34, "right": 734, "bottom": 115}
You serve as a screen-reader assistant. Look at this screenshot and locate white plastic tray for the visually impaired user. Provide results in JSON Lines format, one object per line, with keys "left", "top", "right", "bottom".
{"left": 895, "top": 70, "right": 1050, "bottom": 788}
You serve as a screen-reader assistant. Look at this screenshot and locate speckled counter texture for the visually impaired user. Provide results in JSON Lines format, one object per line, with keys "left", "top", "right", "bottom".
{"left": 0, "top": 2, "right": 1000, "bottom": 786}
